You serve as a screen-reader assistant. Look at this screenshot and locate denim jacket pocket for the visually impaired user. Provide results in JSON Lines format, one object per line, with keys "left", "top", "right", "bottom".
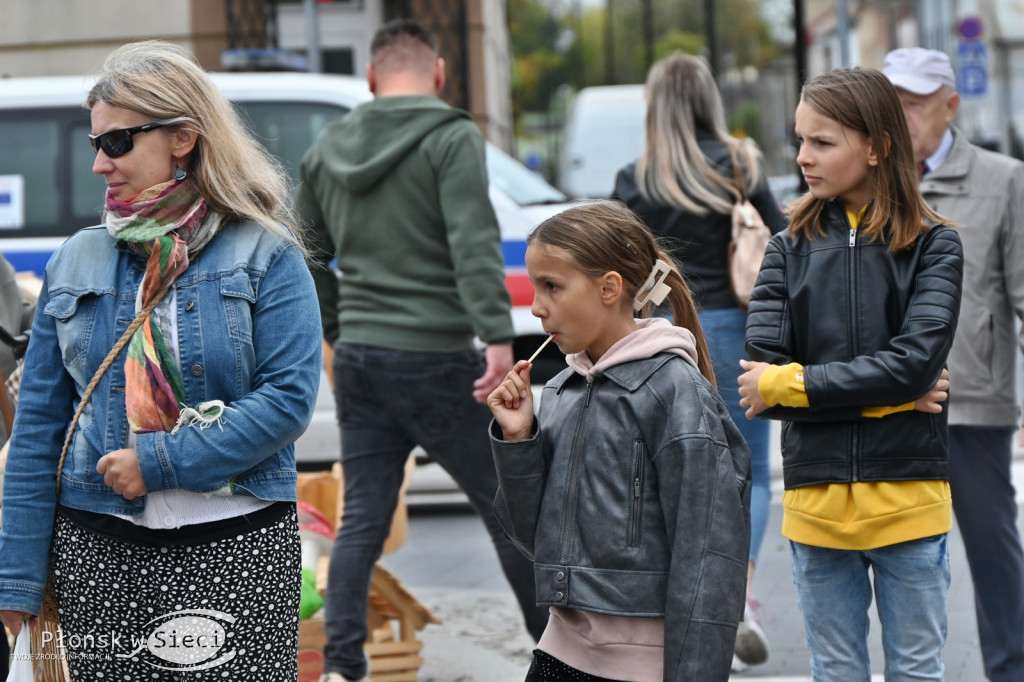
{"left": 219, "top": 269, "right": 256, "bottom": 302}
{"left": 43, "top": 289, "right": 104, "bottom": 376}
{"left": 219, "top": 270, "right": 256, "bottom": 345}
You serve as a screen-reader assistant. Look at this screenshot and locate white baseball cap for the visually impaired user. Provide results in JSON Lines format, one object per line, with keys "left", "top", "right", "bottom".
{"left": 883, "top": 48, "right": 957, "bottom": 95}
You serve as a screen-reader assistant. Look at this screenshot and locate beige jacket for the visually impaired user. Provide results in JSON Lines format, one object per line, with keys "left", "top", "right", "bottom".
{"left": 922, "top": 128, "right": 1024, "bottom": 427}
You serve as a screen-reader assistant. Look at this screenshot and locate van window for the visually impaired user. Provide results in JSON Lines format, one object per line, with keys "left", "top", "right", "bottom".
{"left": 0, "top": 100, "right": 352, "bottom": 243}
{"left": 70, "top": 119, "right": 106, "bottom": 223}
{"left": 0, "top": 107, "right": 104, "bottom": 236}
{"left": 0, "top": 117, "right": 59, "bottom": 228}
{"left": 486, "top": 145, "right": 566, "bottom": 206}
{"left": 233, "top": 101, "right": 348, "bottom": 185}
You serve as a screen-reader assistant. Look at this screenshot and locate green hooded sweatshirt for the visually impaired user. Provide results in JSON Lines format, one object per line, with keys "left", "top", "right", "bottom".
{"left": 297, "top": 95, "right": 514, "bottom": 352}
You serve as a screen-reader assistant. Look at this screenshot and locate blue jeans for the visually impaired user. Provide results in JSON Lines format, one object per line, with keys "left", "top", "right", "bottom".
{"left": 323, "top": 344, "right": 546, "bottom": 679}
{"left": 949, "top": 425, "right": 1024, "bottom": 682}
{"left": 790, "top": 536, "right": 950, "bottom": 681}
{"left": 700, "top": 307, "right": 771, "bottom": 563}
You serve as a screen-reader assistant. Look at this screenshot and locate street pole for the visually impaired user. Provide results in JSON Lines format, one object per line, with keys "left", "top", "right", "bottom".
{"left": 795, "top": 0, "right": 807, "bottom": 88}
{"left": 836, "top": 0, "right": 849, "bottom": 67}
{"left": 605, "top": 0, "right": 616, "bottom": 83}
{"left": 704, "top": 0, "right": 718, "bottom": 78}
{"left": 303, "top": 0, "right": 322, "bottom": 73}
{"left": 642, "top": 0, "right": 654, "bottom": 71}
{"left": 795, "top": 0, "right": 808, "bottom": 191}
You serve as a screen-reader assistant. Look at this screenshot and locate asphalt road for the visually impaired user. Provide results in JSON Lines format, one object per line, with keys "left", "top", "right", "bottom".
{"left": 376, "top": 470, "right": 1011, "bottom": 682}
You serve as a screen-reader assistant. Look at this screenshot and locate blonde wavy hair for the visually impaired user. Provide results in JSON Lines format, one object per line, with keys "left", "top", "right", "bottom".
{"left": 86, "top": 40, "right": 300, "bottom": 247}
{"left": 636, "top": 53, "right": 763, "bottom": 216}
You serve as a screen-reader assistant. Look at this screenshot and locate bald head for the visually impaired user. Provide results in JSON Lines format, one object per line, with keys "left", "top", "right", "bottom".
{"left": 368, "top": 19, "right": 445, "bottom": 97}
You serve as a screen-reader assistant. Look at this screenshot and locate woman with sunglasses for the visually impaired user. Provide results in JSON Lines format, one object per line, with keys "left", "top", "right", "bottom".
{"left": 0, "top": 40, "right": 321, "bottom": 680}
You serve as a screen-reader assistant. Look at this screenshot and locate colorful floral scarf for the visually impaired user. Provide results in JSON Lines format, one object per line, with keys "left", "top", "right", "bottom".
{"left": 105, "top": 178, "right": 213, "bottom": 433}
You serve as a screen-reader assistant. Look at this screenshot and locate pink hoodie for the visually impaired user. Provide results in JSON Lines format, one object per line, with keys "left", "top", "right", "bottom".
{"left": 565, "top": 317, "right": 699, "bottom": 381}
{"left": 538, "top": 317, "right": 701, "bottom": 682}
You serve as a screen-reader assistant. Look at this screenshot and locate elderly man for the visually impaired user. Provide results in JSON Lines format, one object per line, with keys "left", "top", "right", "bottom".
{"left": 885, "top": 47, "right": 1024, "bottom": 682}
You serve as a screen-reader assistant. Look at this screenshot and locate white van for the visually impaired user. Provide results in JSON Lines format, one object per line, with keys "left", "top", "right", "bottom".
{"left": 0, "top": 72, "right": 573, "bottom": 482}
{"left": 0, "top": 71, "right": 569, "bottom": 379}
{"left": 557, "top": 84, "right": 646, "bottom": 199}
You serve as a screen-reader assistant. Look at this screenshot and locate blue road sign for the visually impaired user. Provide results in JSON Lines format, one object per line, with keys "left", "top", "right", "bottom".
{"left": 957, "top": 39, "right": 987, "bottom": 98}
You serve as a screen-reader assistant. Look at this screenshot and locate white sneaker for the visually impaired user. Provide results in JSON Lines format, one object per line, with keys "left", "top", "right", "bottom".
{"left": 733, "top": 596, "right": 770, "bottom": 666}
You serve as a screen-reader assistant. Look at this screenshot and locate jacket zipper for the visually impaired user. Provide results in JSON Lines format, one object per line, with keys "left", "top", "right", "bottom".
{"left": 628, "top": 440, "right": 645, "bottom": 547}
{"left": 847, "top": 221, "right": 860, "bottom": 482}
{"left": 559, "top": 381, "right": 593, "bottom": 564}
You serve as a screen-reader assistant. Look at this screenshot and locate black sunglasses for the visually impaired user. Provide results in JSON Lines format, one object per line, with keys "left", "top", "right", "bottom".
{"left": 88, "top": 122, "right": 167, "bottom": 158}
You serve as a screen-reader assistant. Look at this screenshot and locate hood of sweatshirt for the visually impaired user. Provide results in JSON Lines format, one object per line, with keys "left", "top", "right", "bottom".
{"left": 311, "top": 95, "right": 469, "bottom": 193}
{"left": 565, "top": 317, "right": 699, "bottom": 382}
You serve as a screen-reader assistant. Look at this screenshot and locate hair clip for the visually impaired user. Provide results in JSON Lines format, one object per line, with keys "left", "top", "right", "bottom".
{"left": 633, "top": 260, "right": 672, "bottom": 311}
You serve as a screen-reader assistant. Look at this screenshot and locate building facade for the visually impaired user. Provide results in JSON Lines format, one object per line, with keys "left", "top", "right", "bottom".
{"left": 0, "top": 0, "right": 513, "bottom": 149}
{"left": 803, "top": 0, "right": 1024, "bottom": 156}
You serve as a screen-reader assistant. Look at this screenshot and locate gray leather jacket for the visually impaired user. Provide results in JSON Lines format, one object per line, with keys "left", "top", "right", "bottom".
{"left": 491, "top": 353, "right": 751, "bottom": 681}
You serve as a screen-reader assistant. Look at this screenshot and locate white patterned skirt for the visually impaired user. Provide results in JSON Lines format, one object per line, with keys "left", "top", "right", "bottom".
{"left": 49, "top": 502, "right": 301, "bottom": 681}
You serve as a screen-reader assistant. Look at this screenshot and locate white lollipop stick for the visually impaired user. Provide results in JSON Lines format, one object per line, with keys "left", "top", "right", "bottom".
{"left": 527, "top": 334, "right": 555, "bottom": 364}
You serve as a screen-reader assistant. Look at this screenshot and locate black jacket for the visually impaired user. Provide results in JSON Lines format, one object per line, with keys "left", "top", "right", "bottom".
{"left": 613, "top": 133, "right": 787, "bottom": 310}
{"left": 492, "top": 354, "right": 751, "bottom": 681}
{"left": 745, "top": 201, "right": 964, "bottom": 488}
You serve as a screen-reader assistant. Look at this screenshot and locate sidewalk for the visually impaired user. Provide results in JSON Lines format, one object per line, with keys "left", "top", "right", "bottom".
{"left": 380, "top": 427, "right": 1024, "bottom": 681}
{"left": 386, "top": 508, "right": 986, "bottom": 681}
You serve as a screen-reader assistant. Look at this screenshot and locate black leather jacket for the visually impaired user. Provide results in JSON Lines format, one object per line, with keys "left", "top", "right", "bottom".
{"left": 745, "top": 201, "right": 964, "bottom": 488}
{"left": 491, "top": 354, "right": 751, "bottom": 681}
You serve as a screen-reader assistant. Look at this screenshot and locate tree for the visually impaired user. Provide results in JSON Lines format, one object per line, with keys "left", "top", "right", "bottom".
{"left": 508, "top": 0, "right": 571, "bottom": 117}
{"left": 507, "top": 0, "right": 787, "bottom": 166}
{"left": 544, "top": 0, "right": 785, "bottom": 88}
{"left": 653, "top": 30, "right": 704, "bottom": 63}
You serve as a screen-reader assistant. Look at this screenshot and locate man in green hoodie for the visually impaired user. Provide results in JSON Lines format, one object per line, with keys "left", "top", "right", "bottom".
{"left": 297, "top": 18, "right": 545, "bottom": 682}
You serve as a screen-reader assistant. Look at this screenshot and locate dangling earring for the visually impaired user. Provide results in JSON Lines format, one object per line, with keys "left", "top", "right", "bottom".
{"left": 173, "top": 165, "right": 187, "bottom": 182}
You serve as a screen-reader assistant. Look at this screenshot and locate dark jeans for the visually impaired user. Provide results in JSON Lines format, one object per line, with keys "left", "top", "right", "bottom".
{"left": 949, "top": 425, "right": 1024, "bottom": 682}
{"left": 323, "top": 344, "right": 547, "bottom": 679}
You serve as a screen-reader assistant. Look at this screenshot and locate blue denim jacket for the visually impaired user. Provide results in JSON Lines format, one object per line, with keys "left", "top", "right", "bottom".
{"left": 0, "top": 220, "right": 322, "bottom": 615}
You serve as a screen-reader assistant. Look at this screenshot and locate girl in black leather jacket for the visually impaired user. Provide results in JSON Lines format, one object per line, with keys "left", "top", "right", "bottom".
{"left": 738, "top": 68, "right": 963, "bottom": 681}
{"left": 488, "top": 200, "right": 751, "bottom": 682}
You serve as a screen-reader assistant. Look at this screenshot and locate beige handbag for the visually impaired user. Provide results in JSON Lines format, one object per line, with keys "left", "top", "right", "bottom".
{"left": 727, "top": 148, "right": 772, "bottom": 313}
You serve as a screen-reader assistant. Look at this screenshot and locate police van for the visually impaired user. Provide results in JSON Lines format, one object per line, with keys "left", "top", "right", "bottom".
{"left": 0, "top": 71, "right": 568, "bottom": 382}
